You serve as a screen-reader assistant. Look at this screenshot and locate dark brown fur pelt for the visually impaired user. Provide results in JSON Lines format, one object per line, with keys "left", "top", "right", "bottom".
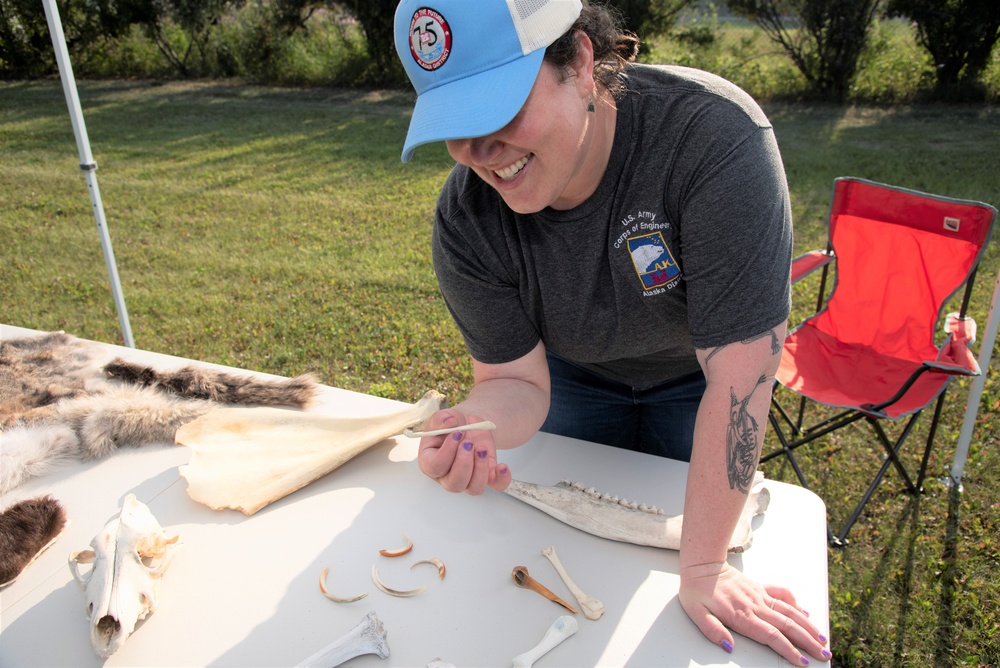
{"left": 0, "top": 495, "right": 67, "bottom": 587}
{"left": 103, "top": 359, "right": 316, "bottom": 406}
{"left": 0, "top": 331, "right": 319, "bottom": 493}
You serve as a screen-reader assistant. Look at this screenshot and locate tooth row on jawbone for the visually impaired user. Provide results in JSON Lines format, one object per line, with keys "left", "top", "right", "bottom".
{"left": 558, "top": 480, "right": 666, "bottom": 515}
{"left": 504, "top": 471, "right": 770, "bottom": 554}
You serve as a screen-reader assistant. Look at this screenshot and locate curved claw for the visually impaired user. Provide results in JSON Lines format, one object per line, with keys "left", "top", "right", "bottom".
{"left": 411, "top": 557, "right": 446, "bottom": 580}
{"left": 372, "top": 565, "right": 426, "bottom": 597}
{"left": 378, "top": 533, "right": 414, "bottom": 557}
{"left": 319, "top": 566, "right": 367, "bottom": 603}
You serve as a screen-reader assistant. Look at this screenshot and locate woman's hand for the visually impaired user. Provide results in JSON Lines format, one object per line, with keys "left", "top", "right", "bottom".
{"left": 679, "top": 561, "right": 831, "bottom": 665}
{"left": 416, "top": 409, "right": 512, "bottom": 495}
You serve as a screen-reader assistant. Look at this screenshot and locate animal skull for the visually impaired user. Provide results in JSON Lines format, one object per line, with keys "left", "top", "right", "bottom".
{"left": 68, "top": 494, "right": 182, "bottom": 659}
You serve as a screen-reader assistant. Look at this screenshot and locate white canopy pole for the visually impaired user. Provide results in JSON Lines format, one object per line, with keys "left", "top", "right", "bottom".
{"left": 949, "top": 268, "right": 1000, "bottom": 489}
{"left": 42, "top": 0, "right": 135, "bottom": 348}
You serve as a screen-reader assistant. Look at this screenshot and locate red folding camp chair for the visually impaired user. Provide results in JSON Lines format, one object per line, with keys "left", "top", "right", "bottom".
{"left": 764, "top": 177, "right": 997, "bottom": 546}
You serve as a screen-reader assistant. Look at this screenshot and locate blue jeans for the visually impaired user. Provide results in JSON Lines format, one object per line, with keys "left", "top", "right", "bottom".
{"left": 540, "top": 351, "right": 706, "bottom": 462}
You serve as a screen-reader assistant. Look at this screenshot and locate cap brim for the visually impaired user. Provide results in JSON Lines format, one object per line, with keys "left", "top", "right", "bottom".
{"left": 401, "top": 49, "right": 546, "bottom": 162}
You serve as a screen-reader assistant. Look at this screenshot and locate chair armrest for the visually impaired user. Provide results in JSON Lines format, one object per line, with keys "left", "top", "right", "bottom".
{"left": 791, "top": 249, "right": 834, "bottom": 284}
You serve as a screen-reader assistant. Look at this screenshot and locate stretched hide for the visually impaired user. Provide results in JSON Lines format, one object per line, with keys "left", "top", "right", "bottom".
{"left": 176, "top": 390, "right": 446, "bottom": 515}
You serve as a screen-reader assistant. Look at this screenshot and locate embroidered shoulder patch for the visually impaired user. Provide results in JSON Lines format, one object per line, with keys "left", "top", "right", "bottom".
{"left": 628, "top": 232, "right": 681, "bottom": 290}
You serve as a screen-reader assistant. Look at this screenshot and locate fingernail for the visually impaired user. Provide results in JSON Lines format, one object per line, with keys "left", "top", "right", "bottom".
{"left": 818, "top": 634, "right": 827, "bottom": 643}
{"left": 720, "top": 640, "right": 733, "bottom": 653}
{"left": 498, "top": 465, "right": 509, "bottom": 476}
{"left": 462, "top": 441, "right": 473, "bottom": 452}
{"left": 802, "top": 609, "right": 811, "bottom": 617}
{"left": 476, "top": 448, "right": 487, "bottom": 459}
{"left": 800, "top": 656, "right": 810, "bottom": 665}
{"left": 452, "top": 431, "right": 464, "bottom": 441}
{"left": 822, "top": 650, "right": 832, "bottom": 659}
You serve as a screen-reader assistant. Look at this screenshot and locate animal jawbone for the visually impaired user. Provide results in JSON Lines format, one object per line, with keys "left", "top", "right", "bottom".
{"left": 503, "top": 472, "right": 770, "bottom": 554}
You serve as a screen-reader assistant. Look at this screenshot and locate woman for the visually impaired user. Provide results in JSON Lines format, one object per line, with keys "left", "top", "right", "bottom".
{"left": 393, "top": 0, "right": 831, "bottom": 664}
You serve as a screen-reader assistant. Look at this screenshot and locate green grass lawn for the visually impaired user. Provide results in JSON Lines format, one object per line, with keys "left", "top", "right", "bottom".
{"left": 1, "top": 80, "right": 998, "bottom": 666}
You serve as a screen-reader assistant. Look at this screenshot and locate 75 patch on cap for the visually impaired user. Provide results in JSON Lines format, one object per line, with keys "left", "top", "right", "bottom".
{"left": 408, "top": 8, "right": 453, "bottom": 71}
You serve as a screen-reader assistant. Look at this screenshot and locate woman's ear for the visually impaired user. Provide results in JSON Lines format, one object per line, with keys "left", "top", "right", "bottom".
{"left": 572, "top": 30, "right": 597, "bottom": 100}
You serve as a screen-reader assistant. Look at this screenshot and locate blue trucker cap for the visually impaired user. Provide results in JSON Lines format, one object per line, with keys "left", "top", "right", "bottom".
{"left": 394, "top": 0, "right": 583, "bottom": 162}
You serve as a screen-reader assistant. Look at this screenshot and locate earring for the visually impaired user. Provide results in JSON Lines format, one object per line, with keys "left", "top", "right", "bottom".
{"left": 587, "top": 94, "right": 595, "bottom": 113}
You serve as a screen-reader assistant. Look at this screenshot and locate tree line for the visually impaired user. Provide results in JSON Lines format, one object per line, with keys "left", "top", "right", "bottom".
{"left": 2, "top": 0, "right": 998, "bottom": 101}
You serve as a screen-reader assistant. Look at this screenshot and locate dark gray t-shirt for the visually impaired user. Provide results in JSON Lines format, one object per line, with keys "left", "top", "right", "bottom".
{"left": 432, "top": 64, "right": 792, "bottom": 389}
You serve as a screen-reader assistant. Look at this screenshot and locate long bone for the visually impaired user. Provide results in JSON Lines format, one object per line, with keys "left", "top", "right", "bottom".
{"left": 68, "top": 494, "right": 182, "bottom": 659}
{"left": 511, "top": 615, "right": 579, "bottom": 668}
{"left": 296, "top": 611, "right": 389, "bottom": 667}
{"left": 504, "top": 471, "right": 770, "bottom": 553}
{"left": 541, "top": 546, "right": 604, "bottom": 620}
{"left": 176, "top": 391, "right": 446, "bottom": 515}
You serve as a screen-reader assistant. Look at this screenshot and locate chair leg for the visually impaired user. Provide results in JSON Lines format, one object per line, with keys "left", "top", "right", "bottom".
{"left": 915, "top": 392, "right": 948, "bottom": 491}
{"left": 870, "top": 417, "right": 919, "bottom": 492}
{"left": 765, "top": 413, "right": 811, "bottom": 488}
{"left": 832, "top": 413, "right": 928, "bottom": 545}
{"left": 765, "top": 413, "right": 839, "bottom": 546}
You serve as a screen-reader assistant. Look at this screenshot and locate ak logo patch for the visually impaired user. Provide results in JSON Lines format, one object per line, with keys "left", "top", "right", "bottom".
{"left": 628, "top": 232, "right": 680, "bottom": 290}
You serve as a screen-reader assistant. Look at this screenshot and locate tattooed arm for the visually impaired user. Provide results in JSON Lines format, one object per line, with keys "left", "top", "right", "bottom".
{"left": 677, "top": 322, "right": 830, "bottom": 664}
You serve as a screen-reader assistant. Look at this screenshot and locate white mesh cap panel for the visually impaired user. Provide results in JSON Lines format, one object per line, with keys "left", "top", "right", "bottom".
{"left": 507, "top": 0, "right": 583, "bottom": 55}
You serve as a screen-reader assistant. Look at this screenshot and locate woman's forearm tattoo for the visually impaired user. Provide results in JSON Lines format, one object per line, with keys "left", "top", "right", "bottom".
{"left": 703, "top": 328, "right": 782, "bottom": 493}
{"left": 727, "top": 374, "right": 768, "bottom": 494}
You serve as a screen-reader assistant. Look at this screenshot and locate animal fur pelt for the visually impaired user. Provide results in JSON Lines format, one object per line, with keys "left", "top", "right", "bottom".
{"left": 0, "top": 495, "right": 67, "bottom": 587}
{"left": 0, "top": 331, "right": 318, "bottom": 494}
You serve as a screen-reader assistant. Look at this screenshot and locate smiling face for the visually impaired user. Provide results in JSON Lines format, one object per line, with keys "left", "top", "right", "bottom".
{"left": 444, "top": 34, "right": 615, "bottom": 214}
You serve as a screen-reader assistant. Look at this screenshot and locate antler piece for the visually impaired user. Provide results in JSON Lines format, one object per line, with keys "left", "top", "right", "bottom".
{"left": 296, "top": 611, "right": 389, "bottom": 667}
{"left": 541, "top": 546, "right": 604, "bottom": 620}
{"left": 511, "top": 615, "right": 579, "bottom": 668}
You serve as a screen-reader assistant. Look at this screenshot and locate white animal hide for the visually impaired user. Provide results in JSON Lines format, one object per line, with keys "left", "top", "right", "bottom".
{"left": 176, "top": 390, "right": 446, "bottom": 515}
{"left": 68, "top": 494, "right": 182, "bottom": 658}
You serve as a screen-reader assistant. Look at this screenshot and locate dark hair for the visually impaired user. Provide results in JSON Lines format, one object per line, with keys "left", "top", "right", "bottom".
{"left": 544, "top": 2, "right": 639, "bottom": 98}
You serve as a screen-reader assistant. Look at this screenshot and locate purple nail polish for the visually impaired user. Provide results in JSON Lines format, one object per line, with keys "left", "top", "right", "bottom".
{"left": 822, "top": 650, "right": 832, "bottom": 659}
{"left": 498, "top": 465, "right": 509, "bottom": 476}
{"left": 462, "top": 441, "right": 473, "bottom": 452}
{"left": 452, "top": 431, "right": 464, "bottom": 441}
{"left": 818, "top": 634, "right": 827, "bottom": 643}
{"left": 476, "top": 449, "right": 487, "bottom": 459}
{"left": 800, "top": 656, "right": 810, "bottom": 665}
{"left": 720, "top": 640, "right": 733, "bottom": 653}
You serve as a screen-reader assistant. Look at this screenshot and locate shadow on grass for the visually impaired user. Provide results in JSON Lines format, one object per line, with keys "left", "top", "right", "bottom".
{"left": 934, "top": 483, "right": 962, "bottom": 665}
{"left": 838, "top": 492, "right": 922, "bottom": 664}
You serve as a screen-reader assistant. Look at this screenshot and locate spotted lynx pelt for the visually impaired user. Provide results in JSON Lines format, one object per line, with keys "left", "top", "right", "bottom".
{"left": 0, "top": 332, "right": 317, "bottom": 493}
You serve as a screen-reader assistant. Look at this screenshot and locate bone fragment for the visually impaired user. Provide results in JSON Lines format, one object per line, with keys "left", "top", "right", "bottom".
{"left": 511, "top": 566, "right": 576, "bottom": 614}
{"left": 404, "top": 420, "right": 496, "bottom": 438}
{"left": 296, "top": 611, "right": 389, "bottom": 667}
{"left": 68, "top": 494, "right": 182, "bottom": 659}
{"left": 319, "top": 566, "right": 367, "bottom": 603}
{"left": 511, "top": 615, "right": 579, "bottom": 668}
{"left": 541, "top": 546, "right": 604, "bottom": 620}
{"left": 176, "top": 390, "right": 446, "bottom": 515}
{"left": 503, "top": 471, "right": 769, "bottom": 553}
